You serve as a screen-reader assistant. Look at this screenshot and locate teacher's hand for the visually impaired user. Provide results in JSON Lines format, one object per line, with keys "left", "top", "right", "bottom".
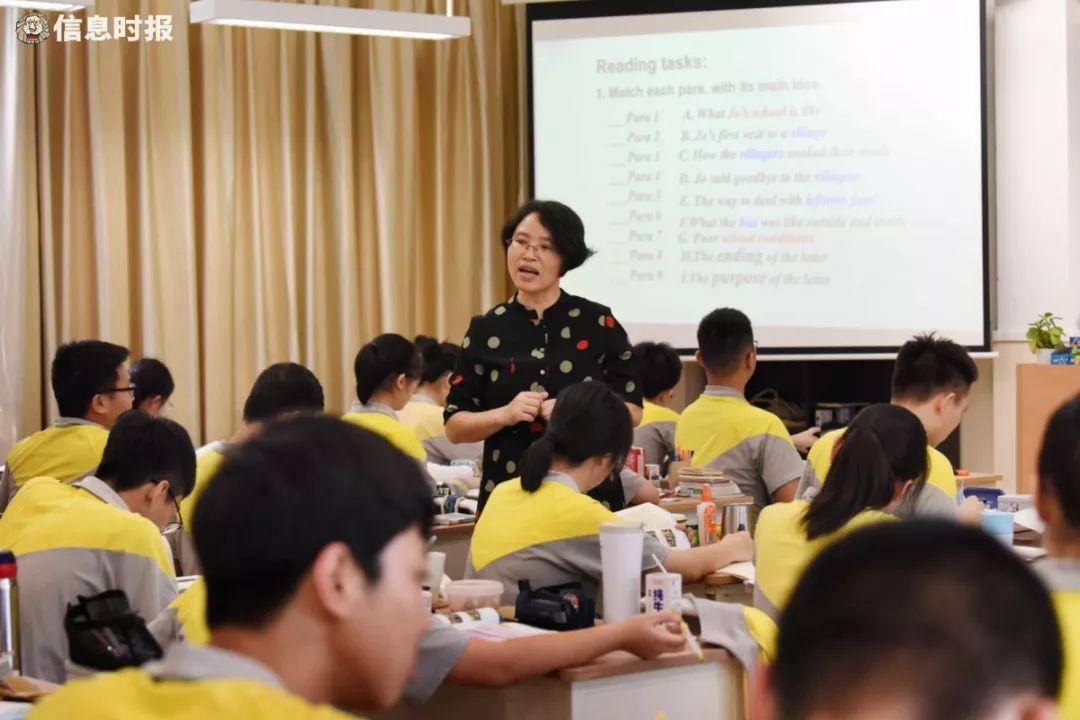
{"left": 540, "top": 398, "right": 556, "bottom": 421}
{"left": 500, "top": 391, "right": 548, "bottom": 427}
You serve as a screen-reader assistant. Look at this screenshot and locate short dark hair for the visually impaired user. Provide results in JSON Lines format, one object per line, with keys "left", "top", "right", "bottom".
{"left": 520, "top": 382, "right": 633, "bottom": 492}
{"left": 354, "top": 334, "right": 421, "bottom": 405}
{"left": 891, "top": 333, "right": 978, "bottom": 402}
{"left": 501, "top": 200, "right": 594, "bottom": 276}
{"left": 805, "top": 404, "right": 927, "bottom": 539}
{"left": 776, "top": 522, "right": 1062, "bottom": 720}
{"left": 632, "top": 342, "right": 682, "bottom": 399}
{"left": 130, "top": 358, "right": 175, "bottom": 409}
{"left": 1038, "top": 394, "right": 1080, "bottom": 528}
{"left": 194, "top": 415, "right": 433, "bottom": 629}
{"left": 242, "top": 363, "right": 325, "bottom": 422}
{"left": 51, "top": 340, "right": 130, "bottom": 418}
{"left": 415, "top": 336, "right": 460, "bottom": 385}
{"left": 697, "top": 308, "right": 753, "bottom": 374}
{"left": 96, "top": 411, "right": 196, "bottom": 498}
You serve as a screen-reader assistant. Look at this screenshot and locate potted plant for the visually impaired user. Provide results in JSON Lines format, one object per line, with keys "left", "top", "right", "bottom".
{"left": 1027, "top": 312, "right": 1065, "bottom": 364}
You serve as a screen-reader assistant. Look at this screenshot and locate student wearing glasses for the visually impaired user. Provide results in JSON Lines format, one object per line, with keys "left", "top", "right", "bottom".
{"left": 1, "top": 340, "right": 134, "bottom": 512}
{"left": 444, "top": 200, "right": 644, "bottom": 512}
{"left": 0, "top": 411, "right": 195, "bottom": 683}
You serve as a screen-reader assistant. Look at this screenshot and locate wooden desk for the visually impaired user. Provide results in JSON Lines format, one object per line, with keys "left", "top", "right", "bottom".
{"left": 381, "top": 647, "right": 744, "bottom": 720}
{"left": 956, "top": 472, "right": 1003, "bottom": 488}
{"left": 659, "top": 495, "right": 755, "bottom": 515}
{"left": 432, "top": 522, "right": 475, "bottom": 580}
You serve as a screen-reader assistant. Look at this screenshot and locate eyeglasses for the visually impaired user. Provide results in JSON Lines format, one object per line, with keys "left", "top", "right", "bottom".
{"left": 509, "top": 236, "right": 556, "bottom": 257}
{"left": 99, "top": 385, "right": 136, "bottom": 398}
{"left": 161, "top": 490, "right": 184, "bottom": 536}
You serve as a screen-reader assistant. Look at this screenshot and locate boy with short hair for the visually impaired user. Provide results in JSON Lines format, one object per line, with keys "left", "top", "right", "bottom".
{"left": 760, "top": 521, "right": 1062, "bottom": 720}
{"left": 0, "top": 411, "right": 194, "bottom": 682}
{"left": 632, "top": 341, "right": 683, "bottom": 470}
{"left": 674, "top": 309, "right": 805, "bottom": 508}
{"left": 1, "top": 340, "right": 132, "bottom": 510}
{"left": 1033, "top": 395, "right": 1080, "bottom": 718}
{"left": 29, "top": 415, "right": 433, "bottom": 719}
{"left": 798, "top": 333, "right": 981, "bottom": 519}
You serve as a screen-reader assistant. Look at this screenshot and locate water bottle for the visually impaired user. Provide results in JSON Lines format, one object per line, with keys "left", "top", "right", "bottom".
{"left": 0, "top": 551, "right": 19, "bottom": 674}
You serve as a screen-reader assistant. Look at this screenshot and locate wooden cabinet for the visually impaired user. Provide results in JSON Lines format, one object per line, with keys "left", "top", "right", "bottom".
{"left": 1016, "top": 365, "right": 1080, "bottom": 494}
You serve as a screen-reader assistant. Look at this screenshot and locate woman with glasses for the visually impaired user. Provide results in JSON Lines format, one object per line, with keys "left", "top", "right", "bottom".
{"left": 444, "top": 200, "right": 644, "bottom": 513}
{"left": 465, "top": 382, "right": 752, "bottom": 603}
{"left": 131, "top": 358, "right": 175, "bottom": 417}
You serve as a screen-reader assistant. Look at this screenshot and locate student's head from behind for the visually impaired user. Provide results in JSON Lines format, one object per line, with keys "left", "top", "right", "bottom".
{"left": 520, "top": 382, "right": 632, "bottom": 494}
{"left": 194, "top": 416, "right": 433, "bottom": 711}
{"left": 765, "top": 521, "right": 1061, "bottom": 720}
{"left": 354, "top": 334, "right": 421, "bottom": 412}
{"left": 242, "top": 362, "right": 325, "bottom": 424}
{"left": 414, "top": 335, "right": 460, "bottom": 406}
{"left": 1036, "top": 394, "right": 1080, "bottom": 547}
{"left": 891, "top": 333, "right": 978, "bottom": 446}
{"left": 51, "top": 340, "right": 132, "bottom": 427}
{"left": 633, "top": 341, "right": 682, "bottom": 404}
{"left": 502, "top": 200, "right": 594, "bottom": 296}
{"left": 130, "top": 358, "right": 175, "bottom": 417}
{"left": 805, "top": 404, "right": 928, "bottom": 539}
{"left": 696, "top": 308, "right": 755, "bottom": 382}
{"left": 96, "top": 411, "right": 196, "bottom": 531}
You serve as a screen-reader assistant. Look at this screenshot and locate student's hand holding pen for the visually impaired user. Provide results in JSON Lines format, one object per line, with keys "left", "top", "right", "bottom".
{"left": 714, "top": 531, "right": 754, "bottom": 567}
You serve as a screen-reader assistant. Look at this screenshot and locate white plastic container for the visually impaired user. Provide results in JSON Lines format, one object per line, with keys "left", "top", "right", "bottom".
{"left": 600, "top": 521, "right": 645, "bottom": 622}
{"left": 998, "top": 494, "right": 1034, "bottom": 513}
{"left": 445, "top": 579, "right": 503, "bottom": 611}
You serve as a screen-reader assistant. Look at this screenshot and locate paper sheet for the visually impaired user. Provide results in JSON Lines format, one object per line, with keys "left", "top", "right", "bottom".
{"left": 714, "top": 561, "right": 755, "bottom": 584}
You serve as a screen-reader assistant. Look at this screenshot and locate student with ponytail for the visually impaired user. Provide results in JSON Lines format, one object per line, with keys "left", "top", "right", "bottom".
{"left": 753, "top": 403, "right": 928, "bottom": 621}
{"left": 342, "top": 334, "right": 426, "bottom": 461}
{"left": 467, "top": 382, "right": 752, "bottom": 603}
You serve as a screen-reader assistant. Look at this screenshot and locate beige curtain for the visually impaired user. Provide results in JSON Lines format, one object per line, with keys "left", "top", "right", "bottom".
{"left": 0, "top": 0, "right": 525, "bottom": 451}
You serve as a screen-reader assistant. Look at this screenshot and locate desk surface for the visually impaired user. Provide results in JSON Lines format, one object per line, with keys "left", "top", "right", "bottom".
{"left": 659, "top": 495, "right": 755, "bottom": 514}
{"left": 432, "top": 522, "right": 476, "bottom": 537}
{"left": 555, "top": 647, "right": 734, "bottom": 683}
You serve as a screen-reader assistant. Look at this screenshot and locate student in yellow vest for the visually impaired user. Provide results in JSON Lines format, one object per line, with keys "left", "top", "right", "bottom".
{"left": 631, "top": 341, "right": 682, "bottom": 471}
{"left": 130, "top": 358, "right": 175, "bottom": 417}
{"left": 1, "top": 340, "right": 133, "bottom": 512}
{"left": 468, "top": 382, "right": 752, "bottom": 603}
{"left": 175, "top": 362, "right": 325, "bottom": 575}
{"left": 754, "top": 404, "right": 928, "bottom": 621}
{"left": 29, "top": 415, "right": 433, "bottom": 719}
{"left": 403, "top": 336, "right": 483, "bottom": 465}
{"left": 0, "top": 410, "right": 194, "bottom": 683}
{"left": 342, "top": 334, "right": 426, "bottom": 461}
{"left": 757, "top": 521, "right": 1062, "bottom": 720}
{"left": 797, "top": 333, "right": 983, "bottom": 522}
{"left": 674, "top": 309, "right": 809, "bottom": 509}
{"left": 1034, "top": 395, "right": 1080, "bottom": 718}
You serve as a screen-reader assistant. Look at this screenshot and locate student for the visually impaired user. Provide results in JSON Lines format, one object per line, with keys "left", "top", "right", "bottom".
{"left": 467, "top": 382, "right": 752, "bottom": 602}
{"left": 759, "top": 521, "right": 1062, "bottom": 720}
{"left": 1034, "top": 395, "right": 1080, "bottom": 718}
{"left": 753, "top": 404, "right": 927, "bottom": 621}
{"left": 28, "top": 415, "right": 433, "bottom": 719}
{"left": 632, "top": 341, "right": 682, "bottom": 470}
{"left": 0, "top": 411, "right": 194, "bottom": 683}
{"left": 0, "top": 340, "right": 132, "bottom": 511}
{"left": 130, "top": 358, "right": 175, "bottom": 417}
{"left": 797, "top": 333, "right": 982, "bottom": 521}
{"left": 179, "top": 362, "right": 325, "bottom": 530}
{"left": 403, "top": 336, "right": 483, "bottom": 465}
{"left": 342, "top": 334, "right": 426, "bottom": 461}
{"left": 674, "top": 309, "right": 806, "bottom": 509}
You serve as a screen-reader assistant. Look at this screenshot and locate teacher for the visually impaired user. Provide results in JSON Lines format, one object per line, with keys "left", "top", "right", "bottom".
{"left": 445, "top": 200, "right": 644, "bottom": 511}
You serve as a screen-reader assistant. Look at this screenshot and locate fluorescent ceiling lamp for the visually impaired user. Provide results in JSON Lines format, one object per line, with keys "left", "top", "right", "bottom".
{"left": 189, "top": 0, "right": 471, "bottom": 38}
{"left": 1, "top": 0, "right": 91, "bottom": 9}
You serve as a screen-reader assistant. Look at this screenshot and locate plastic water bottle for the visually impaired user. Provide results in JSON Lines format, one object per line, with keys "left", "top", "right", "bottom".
{"left": 0, "top": 551, "right": 19, "bottom": 674}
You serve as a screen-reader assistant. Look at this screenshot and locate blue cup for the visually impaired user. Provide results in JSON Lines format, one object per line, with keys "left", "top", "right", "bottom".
{"left": 981, "top": 509, "right": 1014, "bottom": 545}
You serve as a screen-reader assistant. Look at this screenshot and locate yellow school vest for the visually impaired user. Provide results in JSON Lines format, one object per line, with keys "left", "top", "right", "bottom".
{"left": 173, "top": 577, "right": 210, "bottom": 646}
{"left": 179, "top": 444, "right": 227, "bottom": 530}
{"left": 1055, "top": 590, "right": 1080, "bottom": 718}
{"left": 342, "top": 411, "right": 426, "bottom": 461}
{"left": 398, "top": 399, "right": 447, "bottom": 443}
{"left": 754, "top": 499, "right": 894, "bottom": 618}
{"left": 807, "top": 428, "right": 957, "bottom": 501}
{"left": 640, "top": 401, "right": 680, "bottom": 427}
{"left": 26, "top": 662, "right": 357, "bottom": 720}
{"left": 4, "top": 421, "right": 109, "bottom": 488}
